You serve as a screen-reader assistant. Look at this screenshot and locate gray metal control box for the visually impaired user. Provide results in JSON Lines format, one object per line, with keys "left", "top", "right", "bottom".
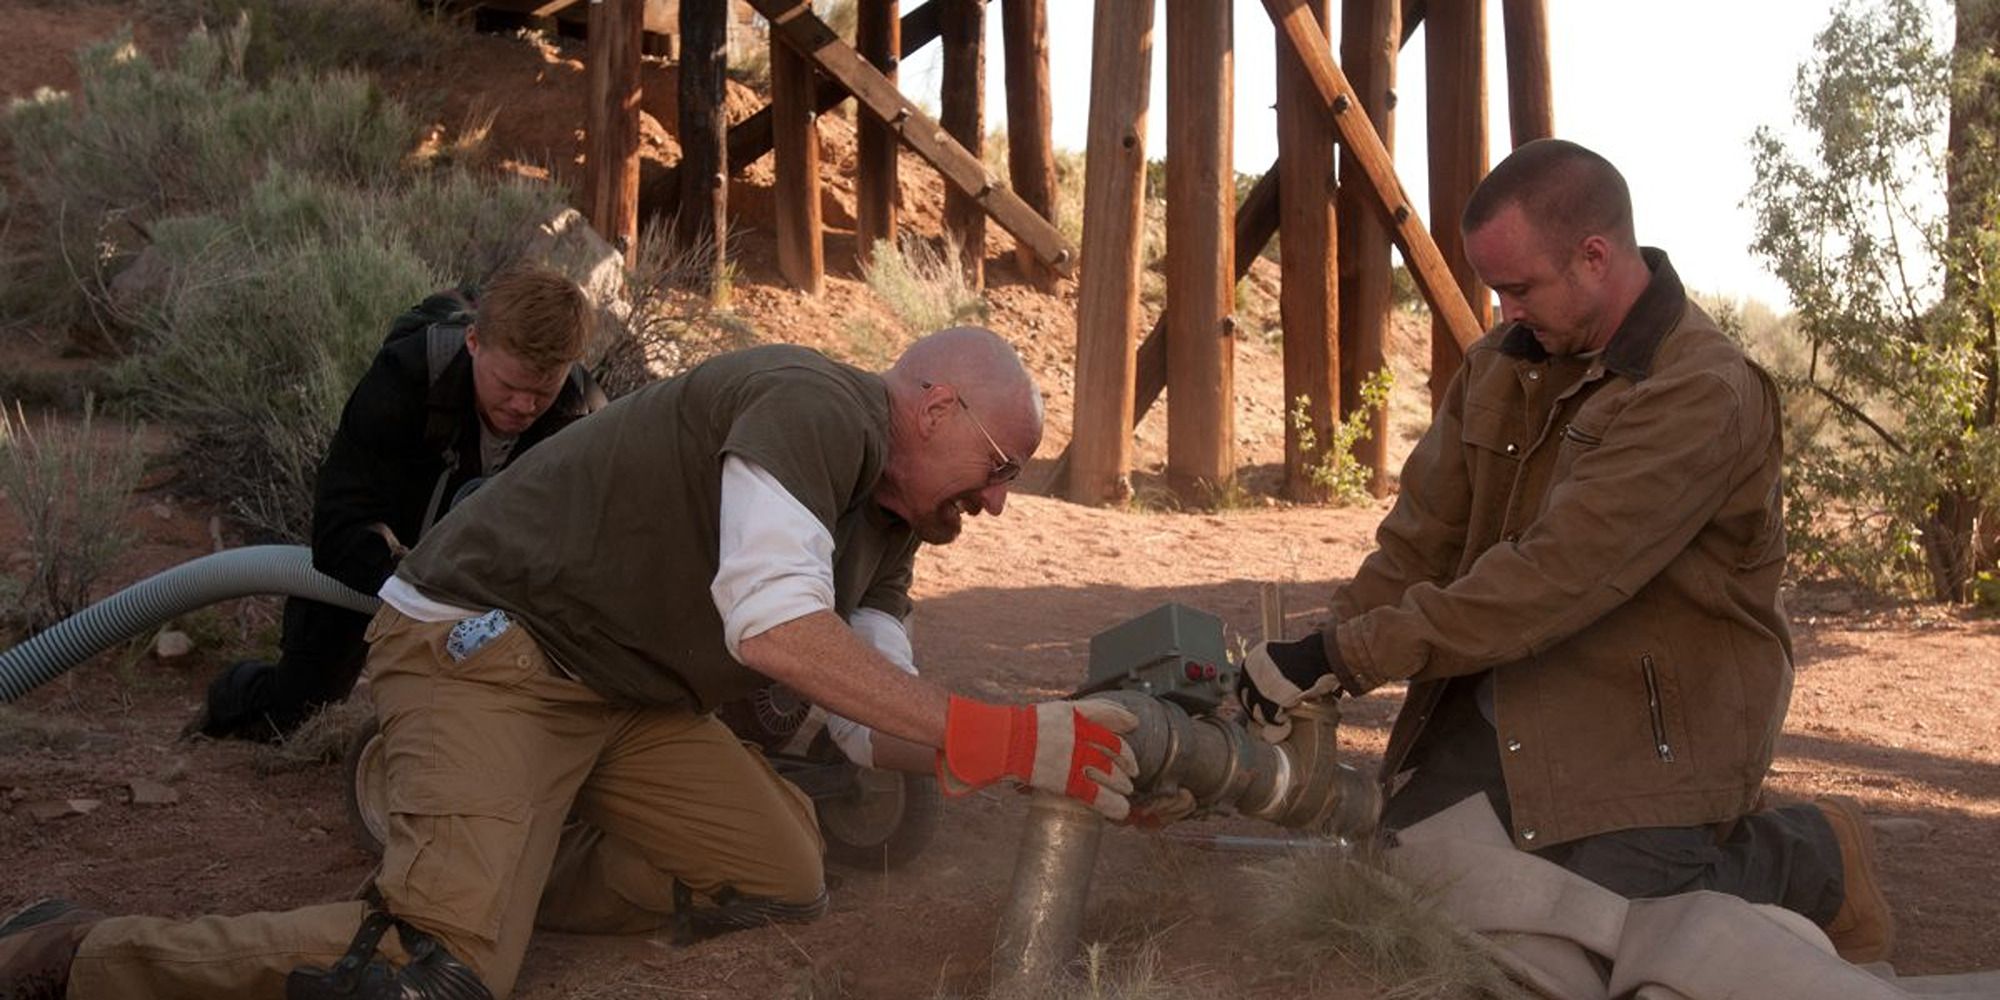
{"left": 1077, "top": 603, "right": 1237, "bottom": 712}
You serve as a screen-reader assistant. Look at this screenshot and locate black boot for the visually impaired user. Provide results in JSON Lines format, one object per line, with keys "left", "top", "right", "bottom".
{"left": 0, "top": 899, "right": 103, "bottom": 1000}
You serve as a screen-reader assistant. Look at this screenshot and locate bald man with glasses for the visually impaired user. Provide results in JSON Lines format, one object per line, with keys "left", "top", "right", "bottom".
{"left": 3, "top": 327, "right": 1138, "bottom": 1000}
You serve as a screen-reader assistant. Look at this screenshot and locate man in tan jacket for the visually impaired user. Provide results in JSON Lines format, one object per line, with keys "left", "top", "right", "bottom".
{"left": 1238, "top": 139, "right": 1894, "bottom": 963}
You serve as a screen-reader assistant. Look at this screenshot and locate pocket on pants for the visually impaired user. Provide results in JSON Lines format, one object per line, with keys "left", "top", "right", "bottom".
{"left": 377, "top": 779, "right": 531, "bottom": 943}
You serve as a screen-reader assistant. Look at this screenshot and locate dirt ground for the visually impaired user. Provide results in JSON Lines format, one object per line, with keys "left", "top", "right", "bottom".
{"left": 2, "top": 5, "right": 1998, "bottom": 998}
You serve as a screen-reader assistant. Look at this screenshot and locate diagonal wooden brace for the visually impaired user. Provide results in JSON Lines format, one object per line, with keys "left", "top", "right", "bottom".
{"left": 1263, "top": 0, "right": 1483, "bottom": 349}
{"left": 747, "top": 0, "right": 1077, "bottom": 276}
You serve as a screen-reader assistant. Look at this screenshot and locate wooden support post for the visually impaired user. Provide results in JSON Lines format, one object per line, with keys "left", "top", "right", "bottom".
{"left": 771, "top": 24, "right": 823, "bottom": 294}
{"left": 1260, "top": 0, "right": 1482, "bottom": 350}
{"left": 1002, "top": 0, "right": 1059, "bottom": 290}
{"left": 1501, "top": 0, "right": 1554, "bottom": 145}
{"left": 645, "top": 0, "right": 955, "bottom": 220}
{"left": 1048, "top": 164, "right": 1281, "bottom": 495}
{"left": 1424, "top": 0, "right": 1492, "bottom": 407}
{"left": 1338, "top": 0, "right": 1400, "bottom": 495}
{"left": 941, "top": 0, "right": 986, "bottom": 289}
{"left": 855, "top": 0, "right": 900, "bottom": 267}
{"left": 751, "top": 0, "right": 1075, "bottom": 274}
{"left": 1165, "top": 0, "right": 1234, "bottom": 503}
{"left": 1065, "top": 0, "right": 1155, "bottom": 506}
{"left": 586, "top": 0, "right": 645, "bottom": 259}
{"left": 675, "top": 0, "right": 728, "bottom": 290}
{"left": 1275, "top": 0, "right": 1338, "bottom": 501}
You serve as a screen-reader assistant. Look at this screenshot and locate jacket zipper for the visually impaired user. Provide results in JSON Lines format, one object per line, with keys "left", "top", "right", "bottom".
{"left": 1641, "top": 654, "right": 1675, "bottom": 762}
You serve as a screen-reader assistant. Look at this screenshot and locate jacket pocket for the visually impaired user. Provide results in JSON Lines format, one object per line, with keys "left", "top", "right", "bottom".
{"left": 432, "top": 615, "right": 544, "bottom": 689}
{"left": 1640, "top": 653, "right": 1676, "bottom": 763}
{"left": 1460, "top": 402, "right": 1523, "bottom": 461}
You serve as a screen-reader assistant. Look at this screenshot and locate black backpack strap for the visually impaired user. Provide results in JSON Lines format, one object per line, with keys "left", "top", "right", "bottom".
{"left": 425, "top": 323, "right": 469, "bottom": 389}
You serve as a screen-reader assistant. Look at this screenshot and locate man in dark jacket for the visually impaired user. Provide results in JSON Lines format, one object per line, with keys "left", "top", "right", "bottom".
{"left": 1237, "top": 140, "right": 1894, "bottom": 963}
{"left": 192, "top": 264, "right": 606, "bottom": 741}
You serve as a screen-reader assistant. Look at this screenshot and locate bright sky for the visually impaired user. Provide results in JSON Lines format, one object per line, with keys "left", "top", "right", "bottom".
{"left": 899, "top": 1, "right": 1952, "bottom": 312}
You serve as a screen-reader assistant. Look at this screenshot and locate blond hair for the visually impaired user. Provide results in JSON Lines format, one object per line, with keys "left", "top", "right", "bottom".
{"left": 473, "top": 264, "right": 594, "bottom": 372}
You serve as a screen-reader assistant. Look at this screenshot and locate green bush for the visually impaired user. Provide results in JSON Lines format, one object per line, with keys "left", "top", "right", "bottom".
{"left": 5, "top": 20, "right": 570, "bottom": 539}
{"left": 3, "top": 23, "right": 416, "bottom": 330}
{"left": 1747, "top": 0, "right": 2000, "bottom": 601}
{"left": 1293, "top": 368, "right": 1396, "bottom": 506}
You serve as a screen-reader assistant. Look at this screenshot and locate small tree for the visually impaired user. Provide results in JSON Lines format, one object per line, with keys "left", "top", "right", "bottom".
{"left": 1748, "top": 0, "right": 2000, "bottom": 600}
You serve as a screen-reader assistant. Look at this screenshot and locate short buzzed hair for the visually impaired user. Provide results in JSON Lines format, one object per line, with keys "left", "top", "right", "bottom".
{"left": 474, "top": 264, "right": 594, "bottom": 373}
{"left": 1462, "top": 139, "right": 1636, "bottom": 256}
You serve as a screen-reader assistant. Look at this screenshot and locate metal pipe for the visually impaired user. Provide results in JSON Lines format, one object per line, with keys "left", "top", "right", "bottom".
{"left": 990, "top": 792, "right": 1106, "bottom": 985}
{"left": 991, "top": 694, "right": 1380, "bottom": 987}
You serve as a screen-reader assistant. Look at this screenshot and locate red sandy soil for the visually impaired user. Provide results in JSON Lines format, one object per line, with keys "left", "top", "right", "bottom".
{"left": 2, "top": 6, "right": 1997, "bottom": 997}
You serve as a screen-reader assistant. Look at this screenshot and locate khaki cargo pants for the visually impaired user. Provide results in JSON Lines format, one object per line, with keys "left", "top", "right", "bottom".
{"left": 67, "top": 608, "right": 826, "bottom": 999}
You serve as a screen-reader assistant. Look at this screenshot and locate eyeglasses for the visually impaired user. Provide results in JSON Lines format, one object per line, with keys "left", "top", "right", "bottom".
{"left": 922, "top": 381, "right": 1022, "bottom": 485}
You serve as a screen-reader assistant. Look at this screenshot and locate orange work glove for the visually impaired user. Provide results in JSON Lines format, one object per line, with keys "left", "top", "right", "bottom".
{"left": 936, "top": 695, "right": 1139, "bottom": 820}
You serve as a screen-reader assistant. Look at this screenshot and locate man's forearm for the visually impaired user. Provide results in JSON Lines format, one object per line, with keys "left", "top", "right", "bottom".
{"left": 738, "top": 610, "right": 949, "bottom": 748}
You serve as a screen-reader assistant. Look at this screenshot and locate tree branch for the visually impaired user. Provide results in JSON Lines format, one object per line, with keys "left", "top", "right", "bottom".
{"left": 1801, "top": 378, "right": 1908, "bottom": 455}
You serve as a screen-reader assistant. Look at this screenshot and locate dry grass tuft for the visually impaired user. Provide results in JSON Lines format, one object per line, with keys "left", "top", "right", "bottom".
{"left": 0, "top": 706, "right": 95, "bottom": 754}
{"left": 863, "top": 235, "right": 989, "bottom": 337}
{"left": 0, "top": 401, "right": 147, "bottom": 633}
{"left": 1249, "top": 844, "right": 1530, "bottom": 1000}
{"left": 253, "top": 693, "right": 374, "bottom": 774}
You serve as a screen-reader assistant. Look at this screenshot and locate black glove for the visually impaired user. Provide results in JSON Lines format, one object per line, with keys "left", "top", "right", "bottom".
{"left": 1236, "top": 632, "right": 1346, "bottom": 743}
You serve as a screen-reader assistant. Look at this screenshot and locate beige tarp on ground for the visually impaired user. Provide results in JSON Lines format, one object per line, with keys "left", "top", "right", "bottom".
{"left": 1387, "top": 796, "right": 1997, "bottom": 1000}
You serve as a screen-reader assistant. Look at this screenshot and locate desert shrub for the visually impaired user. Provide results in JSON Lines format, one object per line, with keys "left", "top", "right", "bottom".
{"left": 114, "top": 200, "right": 437, "bottom": 538}
{"left": 0, "top": 401, "right": 147, "bottom": 633}
{"left": 5, "top": 20, "right": 571, "bottom": 539}
{"left": 726, "top": 12, "right": 772, "bottom": 90}
{"left": 863, "top": 235, "right": 989, "bottom": 335}
{"left": 3, "top": 23, "right": 417, "bottom": 330}
{"left": 210, "top": 0, "right": 454, "bottom": 78}
{"left": 592, "top": 217, "right": 747, "bottom": 398}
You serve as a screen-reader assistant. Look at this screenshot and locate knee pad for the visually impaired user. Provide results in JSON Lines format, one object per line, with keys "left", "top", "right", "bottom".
{"left": 286, "top": 910, "right": 493, "bottom": 1000}
{"left": 670, "top": 881, "right": 829, "bottom": 945}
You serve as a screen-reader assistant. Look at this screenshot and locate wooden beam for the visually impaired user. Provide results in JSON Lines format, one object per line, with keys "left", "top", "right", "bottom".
{"left": 1260, "top": 0, "right": 1482, "bottom": 350}
{"left": 1275, "top": 0, "right": 1338, "bottom": 501}
{"left": 1002, "top": 0, "right": 1060, "bottom": 290}
{"left": 855, "top": 0, "right": 900, "bottom": 266}
{"left": 1400, "top": 0, "right": 1426, "bottom": 46}
{"left": 585, "top": 0, "right": 644, "bottom": 259}
{"left": 1424, "top": 0, "right": 1491, "bottom": 405}
{"left": 941, "top": 0, "right": 986, "bottom": 288}
{"left": 771, "top": 25, "right": 823, "bottom": 293}
{"left": 1338, "top": 0, "right": 1400, "bottom": 496}
{"left": 1501, "top": 0, "right": 1555, "bottom": 146}
{"left": 748, "top": 0, "right": 1076, "bottom": 276}
{"left": 1049, "top": 165, "right": 1281, "bottom": 496}
{"left": 1064, "top": 0, "right": 1155, "bottom": 506}
{"left": 1164, "top": 0, "right": 1235, "bottom": 502}
{"left": 674, "top": 0, "right": 728, "bottom": 289}
{"left": 644, "top": 0, "right": 958, "bottom": 224}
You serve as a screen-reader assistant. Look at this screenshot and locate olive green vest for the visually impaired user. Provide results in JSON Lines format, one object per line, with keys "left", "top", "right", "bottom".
{"left": 398, "top": 345, "right": 918, "bottom": 709}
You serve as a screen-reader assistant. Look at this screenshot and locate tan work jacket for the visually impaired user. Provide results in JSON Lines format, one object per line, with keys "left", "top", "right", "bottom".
{"left": 1326, "top": 250, "right": 1792, "bottom": 849}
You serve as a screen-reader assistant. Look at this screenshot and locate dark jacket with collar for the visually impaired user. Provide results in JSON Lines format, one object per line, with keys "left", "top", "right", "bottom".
{"left": 310, "top": 293, "right": 606, "bottom": 596}
{"left": 1324, "top": 249, "right": 1792, "bottom": 849}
